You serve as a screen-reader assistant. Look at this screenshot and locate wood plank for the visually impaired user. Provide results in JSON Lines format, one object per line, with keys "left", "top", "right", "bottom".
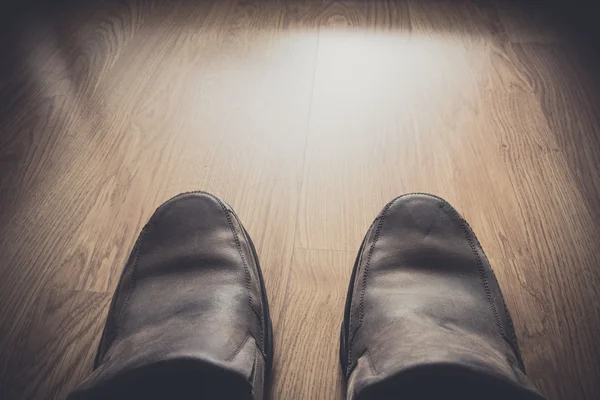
{"left": 0, "top": 0, "right": 169, "bottom": 378}
{"left": 1, "top": 1, "right": 599, "bottom": 399}
{"left": 1, "top": 289, "right": 111, "bottom": 400}
{"left": 480, "top": 41, "right": 600, "bottom": 400}
{"left": 296, "top": 0, "right": 495, "bottom": 251}
{"left": 272, "top": 249, "right": 354, "bottom": 399}
{"left": 0, "top": 0, "right": 317, "bottom": 396}
{"left": 296, "top": 2, "right": 600, "bottom": 399}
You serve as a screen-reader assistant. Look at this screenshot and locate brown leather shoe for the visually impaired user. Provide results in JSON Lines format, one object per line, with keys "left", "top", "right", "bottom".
{"left": 68, "top": 192, "right": 272, "bottom": 400}
{"left": 340, "top": 194, "right": 545, "bottom": 400}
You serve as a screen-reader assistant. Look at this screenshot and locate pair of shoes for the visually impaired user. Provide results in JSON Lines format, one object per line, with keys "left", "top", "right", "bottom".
{"left": 67, "top": 192, "right": 545, "bottom": 400}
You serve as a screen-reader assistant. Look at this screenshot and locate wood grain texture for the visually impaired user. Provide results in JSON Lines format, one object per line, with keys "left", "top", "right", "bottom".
{"left": 272, "top": 249, "right": 353, "bottom": 399}
{"left": 2, "top": 289, "right": 111, "bottom": 400}
{"left": 0, "top": 1, "right": 599, "bottom": 399}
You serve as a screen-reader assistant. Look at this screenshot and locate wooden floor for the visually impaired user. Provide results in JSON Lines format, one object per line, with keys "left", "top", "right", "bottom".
{"left": 1, "top": 1, "right": 599, "bottom": 399}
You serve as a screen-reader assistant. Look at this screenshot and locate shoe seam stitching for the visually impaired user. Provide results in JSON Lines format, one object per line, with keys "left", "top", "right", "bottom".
{"left": 346, "top": 197, "right": 396, "bottom": 373}
{"left": 417, "top": 193, "right": 519, "bottom": 364}
{"left": 226, "top": 332, "right": 251, "bottom": 362}
{"left": 450, "top": 205, "right": 523, "bottom": 369}
{"left": 364, "top": 349, "right": 378, "bottom": 375}
{"left": 217, "top": 200, "right": 265, "bottom": 355}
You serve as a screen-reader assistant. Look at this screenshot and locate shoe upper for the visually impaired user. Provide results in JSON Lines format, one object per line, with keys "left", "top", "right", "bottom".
{"left": 341, "top": 194, "right": 544, "bottom": 400}
{"left": 68, "top": 192, "right": 271, "bottom": 400}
